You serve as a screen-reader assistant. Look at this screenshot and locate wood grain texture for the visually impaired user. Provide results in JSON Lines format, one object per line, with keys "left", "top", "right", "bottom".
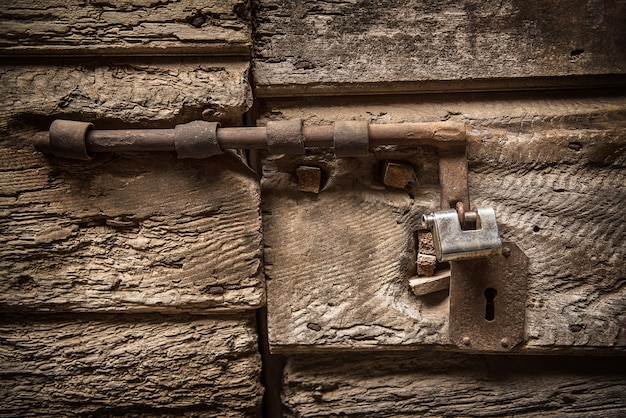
{"left": 253, "top": 0, "right": 626, "bottom": 96}
{"left": 260, "top": 93, "right": 626, "bottom": 352}
{"left": 262, "top": 150, "right": 446, "bottom": 350}
{"left": 0, "top": 148, "right": 264, "bottom": 313}
{"left": 280, "top": 352, "right": 626, "bottom": 417}
{"left": 0, "top": 60, "right": 252, "bottom": 127}
{"left": 469, "top": 131, "right": 626, "bottom": 350}
{"left": 0, "top": 0, "right": 250, "bottom": 56}
{"left": 0, "top": 313, "right": 262, "bottom": 417}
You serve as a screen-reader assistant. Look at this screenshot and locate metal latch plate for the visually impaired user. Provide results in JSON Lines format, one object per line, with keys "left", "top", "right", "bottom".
{"left": 449, "top": 241, "right": 528, "bottom": 351}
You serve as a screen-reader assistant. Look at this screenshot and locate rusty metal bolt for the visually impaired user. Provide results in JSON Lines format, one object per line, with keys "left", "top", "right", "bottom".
{"left": 382, "top": 161, "right": 416, "bottom": 189}
{"left": 297, "top": 166, "right": 322, "bottom": 194}
{"left": 502, "top": 247, "right": 511, "bottom": 257}
{"left": 462, "top": 336, "right": 471, "bottom": 346}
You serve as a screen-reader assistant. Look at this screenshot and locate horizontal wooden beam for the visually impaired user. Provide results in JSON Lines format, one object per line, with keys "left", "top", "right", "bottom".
{"left": 0, "top": 59, "right": 252, "bottom": 128}
{"left": 0, "top": 151, "right": 264, "bottom": 313}
{"left": 281, "top": 352, "right": 626, "bottom": 416}
{"left": 0, "top": 313, "right": 262, "bottom": 416}
{"left": 254, "top": 0, "right": 626, "bottom": 96}
{"left": 0, "top": 0, "right": 251, "bottom": 57}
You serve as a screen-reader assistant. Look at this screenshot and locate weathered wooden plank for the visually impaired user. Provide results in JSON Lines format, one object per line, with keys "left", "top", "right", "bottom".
{"left": 0, "top": 313, "right": 262, "bottom": 417}
{"left": 262, "top": 150, "right": 444, "bottom": 350}
{"left": 0, "top": 61, "right": 259, "bottom": 313}
{"left": 0, "top": 148, "right": 264, "bottom": 313}
{"left": 0, "top": 0, "right": 250, "bottom": 56}
{"left": 253, "top": 0, "right": 626, "bottom": 96}
{"left": 281, "top": 352, "right": 626, "bottom": 417}
{"left": 0, "top": 60, "right": 252, "bottom": 127}
{"left": 0, "top": 59, "right": 260, "bottom": 313}
{"left": 261, "top": 93, "right": 626, "bottom": 352}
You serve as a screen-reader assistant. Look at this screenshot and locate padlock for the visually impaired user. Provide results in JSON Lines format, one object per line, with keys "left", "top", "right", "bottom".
{"left": 422, "top": 207, "right": 502, "bottom": 262}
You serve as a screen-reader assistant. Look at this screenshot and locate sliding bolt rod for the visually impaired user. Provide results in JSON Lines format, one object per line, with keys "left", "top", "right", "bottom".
{"left": 33, "top": 119, "right": 465, "bottom": 159}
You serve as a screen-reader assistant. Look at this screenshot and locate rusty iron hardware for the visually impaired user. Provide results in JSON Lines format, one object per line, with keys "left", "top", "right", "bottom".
{"left": 449, "top": 242, "right": 528, "bottom": 352}
{"left": 296, "top": 166, "right": 322, "bottom": 194}
{"left": 421, "top": 204, "right": 527, "bottom": 352}
{"left": 422, "top": 207, "right": 502, "bottom": 262}
{"left": 174, "top": 120, "right": 221, "bottom": 159}
{"left": 47, "top": 120, "right": 94, "bottom": 160}
{"left": 333, "top": 120, "right": 370, "bottom": 156}
{"left": 438, "top": 150, "right": 469, "bottom": 211}
{"left": 417, "top": 138, "right": 527, "bottom": 352}
{"left": 381, "top": 161, "right": 416, "bottom": 190}
{"left": 267, "top": 119, "right": 305, "bottom": 155}
{"left": 33, "top": 119, "right": 465, "bottom": 159}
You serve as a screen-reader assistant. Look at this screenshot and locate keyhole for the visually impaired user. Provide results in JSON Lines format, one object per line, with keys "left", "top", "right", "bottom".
{"left": 484, "top": 288, "right": 497, "bottom": 321}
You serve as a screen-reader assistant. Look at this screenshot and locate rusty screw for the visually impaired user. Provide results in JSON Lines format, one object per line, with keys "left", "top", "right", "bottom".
{"left": 502, "top": 247, "right": 511, "bottom": 257}
{"left": 500, "top": 337, "right": 510, "bottom": 348}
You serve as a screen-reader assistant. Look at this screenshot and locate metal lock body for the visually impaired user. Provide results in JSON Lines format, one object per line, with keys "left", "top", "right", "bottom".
{"left": 422, "top": 207, "right": 502, "bottom": 262}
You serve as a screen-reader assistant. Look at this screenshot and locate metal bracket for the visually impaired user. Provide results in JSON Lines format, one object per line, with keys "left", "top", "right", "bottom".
{"left": 449, "top": 242, "right": 528, "bottom": 351}
{"left": 438, "top": 149, "right": 469, "bottom": 211}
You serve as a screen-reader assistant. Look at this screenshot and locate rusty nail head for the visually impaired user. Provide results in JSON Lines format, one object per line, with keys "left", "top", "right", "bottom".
{"left": 382, "top": 161, "right": 416, "bottom": 189}
{"left": 462, "top": 336, "right": 471, "bottom": 346}
{"left": 417, "top": 230, "right": 435, "bottom": 254}
{"left": 297, "top": 166, "right": 322, "bottom": 194}
{"left": 500, "top": 337, "right": 510, "bottom": 348}
{"left": 502, "top": 247, "right": 511, "bottom": 257}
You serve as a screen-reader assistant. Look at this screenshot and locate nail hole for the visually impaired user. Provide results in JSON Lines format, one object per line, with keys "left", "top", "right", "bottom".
{"left": 307, "top": 323, "right": 322, "bottom": 332}
{"left": 568, "top": 142, "right": 582, "bottom": 151}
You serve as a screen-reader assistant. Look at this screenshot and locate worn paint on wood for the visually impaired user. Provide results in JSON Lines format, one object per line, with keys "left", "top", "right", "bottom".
{"left": 0, "top": 60, "right": 252, "bottom": 127}
{"left": 281, "top": 352, "right": 626, "bottom": 417}
{"left": 253, "top": 0, "right": 626, "bottom": 96}
{"left": 260, "top": 93, "right": 626, "bottom": 352}
{"left": 0, "top": 313, "right": 262, "bottom": 417}
{"left": 0, "top": 0, "right": 251, "bottom": 56}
